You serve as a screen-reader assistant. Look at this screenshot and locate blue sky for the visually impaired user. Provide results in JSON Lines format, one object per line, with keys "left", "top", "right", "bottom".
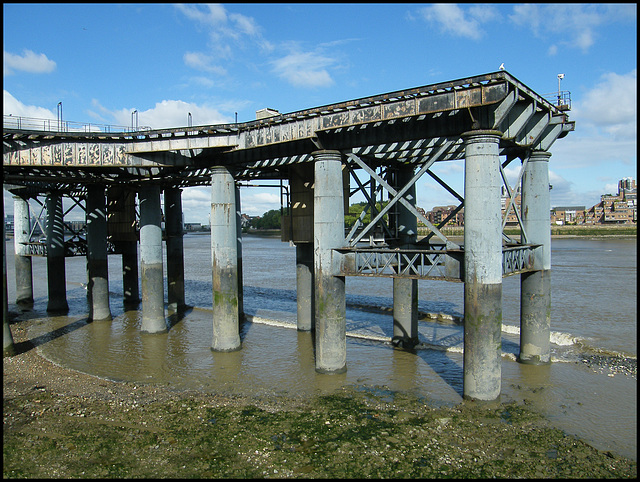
{"left": 3, "top": 3, "right": 637, "bottom": 224}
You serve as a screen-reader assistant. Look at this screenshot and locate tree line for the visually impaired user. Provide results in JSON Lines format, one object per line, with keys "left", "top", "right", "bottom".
{"left": 247, "top": 202, "right": 389, "bottom": 230}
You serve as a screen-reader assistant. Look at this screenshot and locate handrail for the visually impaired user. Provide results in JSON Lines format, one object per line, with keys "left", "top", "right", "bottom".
{"left": 3, "top": 114, "right": 151, "bottom": 134}
{"left": 541, "top": 91, "right": 571, "bottom": 111}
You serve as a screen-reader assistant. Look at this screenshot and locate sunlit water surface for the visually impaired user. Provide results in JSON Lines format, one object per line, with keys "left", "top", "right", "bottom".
{"left": 5, "top": 236, "right": 637, "bottom": 460}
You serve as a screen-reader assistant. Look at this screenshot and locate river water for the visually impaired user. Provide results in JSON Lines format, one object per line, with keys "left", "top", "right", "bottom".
{"left": 4, "top": 235, "right": 637, "bottom": 460}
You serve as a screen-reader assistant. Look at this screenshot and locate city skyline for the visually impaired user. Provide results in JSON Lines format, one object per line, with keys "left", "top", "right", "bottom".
{"left": 3, "top": 4, "right": 637, "bottom": 224}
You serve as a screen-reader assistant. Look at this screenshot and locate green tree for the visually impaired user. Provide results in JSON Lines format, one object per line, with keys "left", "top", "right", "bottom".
{"left": 250, "top": 208, "right": 289, "bottom": 230}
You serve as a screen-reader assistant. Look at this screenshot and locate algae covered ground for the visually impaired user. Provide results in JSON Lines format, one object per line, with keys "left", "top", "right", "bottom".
{"left": 3, "top": 320, "right": 637, "bottom": 479}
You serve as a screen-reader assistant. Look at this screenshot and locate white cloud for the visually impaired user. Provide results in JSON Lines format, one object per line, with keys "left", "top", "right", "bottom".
{"left": 184, "top": 51, "right": 228, "bottom": 75}
{"left": 3, "top": 90, "right": 55, "bottom": 118}
{"left": 271, "top": 51, "right": 336, "bottom": 88}
{"left": 417, "top": 4, "right": 499, "bottom": 40}
{"left": 110, "top": 99, "right": 230, "bottom": 129}
{"left": 175, "top": 3, "right": 227, "bottom": 27}
{"left": 239, "top": 189, "right": 282, "bottom": 216}
{"left": 509, "top": 4, "right": 636, "bottom": 53}
{"left": 571, "top": 70, "right": 637, "bottom": 140}
{"left": 3, "top": 49, "right": 56, "bottom": 76}
{"left": 176, "top": 3, "right": 268, "bottom": 48}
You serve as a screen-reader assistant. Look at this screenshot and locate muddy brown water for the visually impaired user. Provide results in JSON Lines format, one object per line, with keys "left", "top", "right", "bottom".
{"left": 4, "top": 235, "right": 637, "bottom": 460}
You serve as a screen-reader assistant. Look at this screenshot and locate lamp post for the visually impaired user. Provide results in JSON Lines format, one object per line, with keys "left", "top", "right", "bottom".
{"left": 557, "top": 73, "right": 565, "bottom": 107}
{"left": 188, "top": 112, "right": 192, "bottom": 127}
{"left": 57, "top": 102, "right": 63, "bottom": 131}
{"left": 131, "top": 109, "right": 138, "bottom": 131}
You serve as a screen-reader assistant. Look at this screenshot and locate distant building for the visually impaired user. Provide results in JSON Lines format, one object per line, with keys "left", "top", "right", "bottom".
{"left": 423, "top": 204, "right": 464, "bottom": 227}
{"left": 501, "top": 186, "right": 522, "bottom": 227}
{"left": 423, "top": 177, "right": 637, "bottom": 227}
{"left": 583, "top": 177, "right": 636, "bottom": 225}
{"left": 184, "top": 223, "right": 202, "bottom": 232}
{"left": 551, "top": 206, "right": 586, "bottom": 225}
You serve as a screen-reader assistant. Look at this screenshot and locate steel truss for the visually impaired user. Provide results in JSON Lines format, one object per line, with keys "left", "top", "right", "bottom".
{"left": 339, "top": 146, "right": 539, "bottom": 281}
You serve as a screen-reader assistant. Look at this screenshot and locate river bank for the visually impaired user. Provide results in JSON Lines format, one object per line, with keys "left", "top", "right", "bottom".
{"left": 3, "top": 315, "right": 636, "bottom": 479}
{"left": 240, "top": 224, "right": 637, "bottom": 239}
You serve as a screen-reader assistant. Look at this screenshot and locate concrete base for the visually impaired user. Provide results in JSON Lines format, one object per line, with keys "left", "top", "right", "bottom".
{"left": 518, "top": 269, "right": 551, "bottom": 365}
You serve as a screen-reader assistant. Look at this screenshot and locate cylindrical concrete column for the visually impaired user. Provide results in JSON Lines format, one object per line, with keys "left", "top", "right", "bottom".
{"left": 3, "top": 193, "right": 16, "bottom": 357}
{"left": 164, "top": 187, "right": 185, "bottom": 311}
{"left": 289, "top": 163, "right": 315, "bottom": 331}
{"left": 296, "top": 243, "right": 314, "bottom": 331}
{"left": 235, "top": 185, "right": 244, "bottom": 322}
{"left": 519, "top": 150, "right": 552, "bottom": 365}
{"left": 13, "top": 195, "right": 33, "bottom": 305}
{"left": 313, "top": 150, "right": 346, "bottom": 374}
{"left": 86, "top": 185, "right": 112, "bottom": 321}
{"left": 392, "top": 166, "right": 419, "bottom": 348}
{"left": 108, "top": 187, "right": 139, "bottom": 305}
{"left": 462, "top": 130, "right": 503, "bottom": 401}
{"left": 121, "top": 240, "right": 139, "bottom": 305}
{"left": 139, "top": 185, "right": 166, "bottom": 333}
{"left": 211, "top": 166, "right": 241, "bottom": 352}
{"left": 45, "top": 193, "right": 69, "bottom": 314}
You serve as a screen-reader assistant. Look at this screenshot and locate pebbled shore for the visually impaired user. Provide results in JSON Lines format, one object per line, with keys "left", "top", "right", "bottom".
{"left": 3, "top": 317, "right": 637, "bottom": 479}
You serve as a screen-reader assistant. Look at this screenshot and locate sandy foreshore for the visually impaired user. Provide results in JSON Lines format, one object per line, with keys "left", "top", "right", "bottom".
{"left": 3, "top": 315, "right": 637, "bottom": 479}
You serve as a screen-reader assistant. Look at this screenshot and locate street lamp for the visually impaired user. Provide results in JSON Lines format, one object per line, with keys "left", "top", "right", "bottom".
{"left": 188, "top": 112, "right": 192, "bottom": 127}
{"left": 557, "top": 73, "right": 565, "bottom": 106}
{"left": 131, "top": 109, "right": 138, "bottom": 131}
{"left": 57, "top": 102, "right": 63, "bottom": 131}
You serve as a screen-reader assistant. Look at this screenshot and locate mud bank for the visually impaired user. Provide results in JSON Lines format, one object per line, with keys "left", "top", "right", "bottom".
{"left": 4, "top": 317, "right": 636, "bottom": 479}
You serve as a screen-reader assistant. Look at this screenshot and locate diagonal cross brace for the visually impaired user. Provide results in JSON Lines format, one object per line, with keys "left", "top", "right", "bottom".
{"left": 345, "top": 165, "right": 394, "bottom": 243}
{"left": 346, "top": 139, "right": 455, "bottom": 247}
{"left": 500, "top": 155, "right": 529, "bottom": 244}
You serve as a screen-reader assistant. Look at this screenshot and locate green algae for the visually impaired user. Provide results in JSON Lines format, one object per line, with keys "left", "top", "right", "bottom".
{"left": 3, "top": 388, "right": 636, "bottom": 479}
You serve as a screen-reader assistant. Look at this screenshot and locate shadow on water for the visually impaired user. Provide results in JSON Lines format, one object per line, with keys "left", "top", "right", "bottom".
{"left": 410, "top": 346, "right": 464, "bottom": 397}
{"left": 10, "top": 318, "right": 90, "bottom": 356}
{"left": 166, "top": 305, "right": 193, "bottom": 330}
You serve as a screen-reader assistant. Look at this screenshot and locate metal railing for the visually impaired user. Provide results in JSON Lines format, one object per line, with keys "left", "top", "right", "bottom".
{"left": 3, "top": 115, "right": 151, "bottom": 134}
{"left": 541, "top": 91, "right": 571, "bottom": 111}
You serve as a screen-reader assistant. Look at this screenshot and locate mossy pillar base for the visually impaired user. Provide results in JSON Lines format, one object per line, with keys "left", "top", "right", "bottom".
{"left": 313, "top": 151, "right": 346, "bottom": 374}
{"left": 13, "top": 195, "right": 33, "bottom": 305}
{"left": 296, "top": 243, "right": 314, "bottom": 332}
{"left": 211, "top": 166, "right": 241, "bottom": 352}
{"left": 139, "top": 185, "right": 166, "bottom": 334}
{"left": 519, "top": 150, "right": 552, "bottom": 365}
{"left": 462, "top": 130, "right": 503, "bottom": 401}
{"left": 86, "top": 185, "right": 112, "bottom": 322}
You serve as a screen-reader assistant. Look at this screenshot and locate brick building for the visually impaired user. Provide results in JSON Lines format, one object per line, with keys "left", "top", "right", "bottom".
{"left": 583, "top": 178, "right": 636, "bottom": 225}
{"left": 422, "top": 177, "right": 637, "bottom": 227}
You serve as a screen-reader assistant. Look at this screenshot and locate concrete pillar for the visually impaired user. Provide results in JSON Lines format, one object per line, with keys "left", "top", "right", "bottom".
{"left": 392, "top": 166, "right": 419, "bottom": 348}
{"left": 462, "top": 130, "right": 503, "bottom": 401}
{"left": 313, "top": 150, "right": 346, "bottom": 374}
{"left": 107, "top": 187, "right": 139, "bottom": 305}
{"left": 3, "top": 192, "right": 16, "bottom": 357}
{"left": 121, "top": 240, "right": 139, "bottom": 305}
{"left": 519, "top": 150, "right": 552, "bottom": 365}
{"left": 289, "top": 163, "right": 315, "bottom": 331}
{"left": 210, "top": 166, "right": 241, "bottom": 352}
{"left": 86, "top": 185, "right": 112, "bottom": 321}
{"left": 296, "top": 243, "right": 314, "bottom": 331}
{"left": 164, "top": 187, "right": 185, "bottom": 311}
{"left": 235, "top": 185, "right": 244, "bottom": 322}
{"left": 45, "top": 193, "right": 69, "bottom": 314}
{"left": 13, "top": 195, "right": 33, "bottom": 305}
{"left": 139, "top": 185, "right": 166, "bottom": 333}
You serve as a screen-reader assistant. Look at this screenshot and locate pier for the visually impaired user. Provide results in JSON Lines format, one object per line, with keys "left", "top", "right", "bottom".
{"left": 3, "top": 71, "right": 574, "bottom": 401}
